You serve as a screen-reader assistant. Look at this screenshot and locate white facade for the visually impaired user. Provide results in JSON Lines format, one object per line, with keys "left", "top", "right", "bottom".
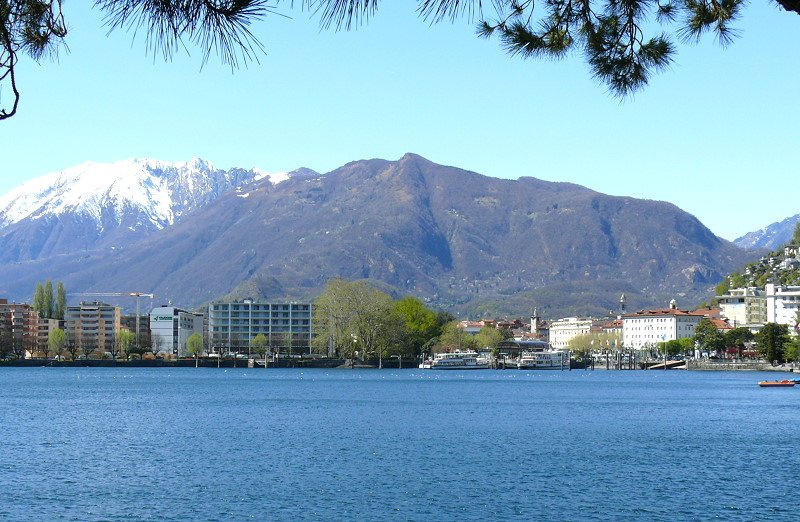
{"left": 150, "top": 306, "right": 203, "bottom": 357}
{"left": 717, "top": 287, "right": 766, "bottom": 328}
{"left": 765, "top": 284, "right": 800, "bottom": 331}
{"left": 622, "top": 309, "right": 705, "bottom": 350}
{"left": 549, "top": 317, "right": 593, "bottom": 350}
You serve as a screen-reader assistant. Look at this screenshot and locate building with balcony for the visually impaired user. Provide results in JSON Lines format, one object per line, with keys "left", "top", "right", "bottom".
{"left": 0, "top": 299, "right": 40, "bottom": 357}
{"left": 717, "top": 287, "right": 767, "bottom": 328}
{"left": 208, "top": 301, "right": 312, "bottom": 355}
{"left": 765, "top": 283, "right": 800, "bottom": 331}
{"left": 64, "top": 302, "right": 121, "bottom": 356}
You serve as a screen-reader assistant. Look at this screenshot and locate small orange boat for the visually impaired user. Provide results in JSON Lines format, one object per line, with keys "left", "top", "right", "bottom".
{"left": 758, "top": 380, "right": 796, "bottom": 388}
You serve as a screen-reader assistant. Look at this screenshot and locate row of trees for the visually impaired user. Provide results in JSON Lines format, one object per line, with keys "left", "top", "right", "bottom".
{"left": 311, "top": 279, "right": 468, "bottom": 364}
{"left": 32, "top": 280, "right": 67, "bottom": 320}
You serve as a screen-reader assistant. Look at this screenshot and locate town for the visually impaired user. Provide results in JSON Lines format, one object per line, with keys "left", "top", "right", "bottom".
{"left": 2, "top": 274, "right": 798, "bottom": 369}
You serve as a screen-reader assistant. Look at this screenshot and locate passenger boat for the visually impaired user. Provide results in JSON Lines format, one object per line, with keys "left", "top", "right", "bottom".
{"left": 757, "top": 380, "right": 796, "bottom": 387}
{"left": 517, "top": 351, "right": 570, "bottom": 370}
{"left": 422, "top": 351, "right": 490, "bottom": 370}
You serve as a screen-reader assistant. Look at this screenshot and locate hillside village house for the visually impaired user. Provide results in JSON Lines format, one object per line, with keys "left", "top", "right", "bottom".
{"left": 622, "top": 301, "right": 706, "bottom": 351}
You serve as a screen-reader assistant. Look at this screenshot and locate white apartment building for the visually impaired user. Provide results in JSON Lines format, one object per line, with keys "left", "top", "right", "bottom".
{"left": 765, "top": 283, "right": 800, "bottom": 331}
{"left": 717, "top": 287, "right": 766, "bottom": 328}
{"left": 549, "top": 317, "right": 593, "bottom": 350}
{"left": 150, "top": 306, "right": 204, "bottom": 357}
{"left": 622, "top": 303, "right": 705, "bottom": 350}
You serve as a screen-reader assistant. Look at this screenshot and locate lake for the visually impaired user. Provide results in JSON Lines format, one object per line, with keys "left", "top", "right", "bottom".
{"left": 1, "top": 367, "right": 797, "bottom": 520}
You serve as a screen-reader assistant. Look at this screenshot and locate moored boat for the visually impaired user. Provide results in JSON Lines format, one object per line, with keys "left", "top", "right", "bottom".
{"left": 758, "top": 380, "right": 796, "bottom": 387}
{"left": 423, "top": 351, "right": 490, "bottom": 370}
{"left": 517, "top": 350, "right": 570, "bottom": 370}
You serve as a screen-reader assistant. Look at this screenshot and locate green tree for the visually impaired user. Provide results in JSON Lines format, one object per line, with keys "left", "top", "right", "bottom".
{"left": 392, "top": 296, "right": 439, "bottom": 357}
{"left": 724, "top": 327, "right": 754, "bottom": 352}
{"left": 784, "top": 338, "right": 800, "bottom": 364}
{"left": 118, "top": 330, "right": 136, "bottom": 360}
{"left": 312, "top": 278, "right": 395, "bottom": 363}
{"left": 187, "top": 332, "right": 204, "bottom": 367}
{"left": 435, "top": 321, "right": 477, "bottom": 352}
{"left": 693, "top": 318, "right": 725, "bottom": 356}
{"left": 32, "top": 282, "right": 44, "bottom": 316}
{"left": 663, "top": 339, "right": 683, "bottom": 356}
{"left": 474, "top": 326, "right": 503, "bottom": 352}
{"left": 251, "top": 333, "right": 268, "bottom": 361}
{"left": 43, "top": 280, "right": 53, "bottom": 319}
{"left": 567, "top": 331, "right": 622, "bottom": 357}
{"left": 55, "top": 281, "right": 66, "bottom": 320}
{"left": 755, "top": 323, "right": 790, "bottom": 364}
{"left": 47, "top": 327, "right": 66, "bottom": 359}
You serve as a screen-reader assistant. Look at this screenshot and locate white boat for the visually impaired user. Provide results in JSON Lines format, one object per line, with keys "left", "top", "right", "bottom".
{"left": 517, "top": 351, "right": 570, "bottom": 370}
{"left": 422, "top": 351, "right": 490, "bottom": 370}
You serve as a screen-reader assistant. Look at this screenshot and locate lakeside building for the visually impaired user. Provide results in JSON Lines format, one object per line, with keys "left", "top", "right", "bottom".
{"left": 717, "top": 287, "right": 767, "bottom": 329}
{"left": 208, "top": 301, "right": 313, "bottom": 356}
{"left": 64, "top": 302, "right": 121, "bottom": 356}
{"left": 549, "top": 317, "right": 593, "bottom": 350}
{"left": 622, "top": 301, "right": 706, "bottom": 350}
{"left": 0, "top": 299, "right": 39, "bottom": 357}
{"left": 149, "top": 306, "right": 204, "bottom": 357}
{"left": 35, "top": 317, "right": 61, "bottom": 357}
{"left": 765, "top": 283, "right": 800, "bottom": 331}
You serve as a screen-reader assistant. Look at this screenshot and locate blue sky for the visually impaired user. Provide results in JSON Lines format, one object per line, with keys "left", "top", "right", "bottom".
{"left": 2, "top": 2, "right": 798, "bottom": 241}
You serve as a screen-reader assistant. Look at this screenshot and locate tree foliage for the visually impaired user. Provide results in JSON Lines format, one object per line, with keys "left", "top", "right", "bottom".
{"left": 567, "top": 331, "right": 621, "bottom": 356}
{"left": 47, "top": 327, "right": 65, "bottom": 358}
{"left": 4, "top": 0, "right": 798, "bottom": 120}
{"left": 436, "top": 320, "right": 477, "bottom": 352}
{"left": 755, "top": 322, "right": 789, "bottom": 363}
{"left": 187, "top": 332, "right": 204, "bottom": 357}
{"left": 1, "top": 0, "right": 271, "bottom": 120}
{"left": 693, "top": 318, "right": 724, "bottom": 355}
{"left": 251, "top": 333, "right": 268, "bottom": 358}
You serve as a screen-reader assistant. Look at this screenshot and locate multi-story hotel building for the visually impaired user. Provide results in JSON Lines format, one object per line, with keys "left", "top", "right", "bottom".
{"left": 622, "top": 301, "right": 706, "bottom": 350}
{"left": 717, "top": 287, "right": 767, "bottom": 328}
{"left": 765, "top": 283, "right": 800, "bottom": 331}
{"left": 208, "top": 301, "right": 313, "bottom": 355}
{"left": 0, "top": 299, "right": 40, "bottom": 357}
{"left": 64, "top": 302, "right": 121, "bottom": 356}
{"left": 549, "top": 317, "right": 593, "bottom": 350}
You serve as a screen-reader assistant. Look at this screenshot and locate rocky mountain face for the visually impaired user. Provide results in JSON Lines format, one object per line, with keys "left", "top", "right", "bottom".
{"left": 0, "top": 154, "right": 758, "bottom": 317}
{"left": 735, "top": 213, "right": 800, "bottom": 250}
{"left": 0, "top": 158, "right": 283, "bottom": 263}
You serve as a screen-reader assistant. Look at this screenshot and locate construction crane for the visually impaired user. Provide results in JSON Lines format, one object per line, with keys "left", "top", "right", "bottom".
{"left": 70, "top": 292, "right": 155, "bottom": 351}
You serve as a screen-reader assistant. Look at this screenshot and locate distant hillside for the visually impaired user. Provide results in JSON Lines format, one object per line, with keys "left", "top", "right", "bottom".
{"left": 0, "top": 154, "right": 758, "bottom": 317}
{"left": 735, "top": 213, "right": 800, "bottom": 250}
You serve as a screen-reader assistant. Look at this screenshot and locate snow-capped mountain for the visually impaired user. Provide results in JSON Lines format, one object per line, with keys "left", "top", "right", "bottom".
{"left": 734, "top": 213, "right": 800, "bottom": 250}
{"left": 0, "top": 158, "right": 287, "bottom": 263}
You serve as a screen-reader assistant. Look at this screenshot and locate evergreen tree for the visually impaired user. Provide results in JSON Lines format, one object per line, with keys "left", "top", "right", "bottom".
{"left": 55, "top": 282, "right": 66, "bottom": 320}
{"left": 43, "top": 280, "right": 53, "bottom": 319}
{"left": 755, "top": 323, "right": 790, "bottom": 364}
{"left": 32, "top": 283, "right": 45, "bottom": 316}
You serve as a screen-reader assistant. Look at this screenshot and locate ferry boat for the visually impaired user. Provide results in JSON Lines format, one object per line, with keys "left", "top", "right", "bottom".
{"left": 757, "top": 380, "right": 796, "bottom": 388}
{"left": 420, "top": 351, "right": 490, "bottom": 370}
{"left": 517, "top": 351, "right": 570, "bottom": 370}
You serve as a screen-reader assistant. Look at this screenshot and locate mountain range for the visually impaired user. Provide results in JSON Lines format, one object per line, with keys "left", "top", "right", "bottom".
{"left": 734, "top": 213, "right": 800, "bottom": 250}
{"left": 0, "top": 154, "right": 762, "bottom": 318}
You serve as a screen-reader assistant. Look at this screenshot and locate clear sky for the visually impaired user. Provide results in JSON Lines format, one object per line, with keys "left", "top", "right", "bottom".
{"left": 2, "top": 2, "right": 798, "bottom": 241}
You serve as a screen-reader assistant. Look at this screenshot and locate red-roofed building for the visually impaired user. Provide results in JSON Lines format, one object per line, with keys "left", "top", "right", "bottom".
{"left": 622, "top": 300, "right": 706, "bottom": 350}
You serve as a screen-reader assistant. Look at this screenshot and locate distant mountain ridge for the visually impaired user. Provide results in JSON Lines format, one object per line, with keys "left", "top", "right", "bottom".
{"left": 735, "top": 213, "right": 800, "bottom": 250}
{"left": 0, "top": 158, "right": 287, "bottom": 263}
{"left": 0, "top": 154, "right": 759, "bottom": 317}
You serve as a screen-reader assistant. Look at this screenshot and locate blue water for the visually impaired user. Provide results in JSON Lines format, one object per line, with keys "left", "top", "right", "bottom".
{"left": 1, "top": 368, "right": 798, "bottom": 521}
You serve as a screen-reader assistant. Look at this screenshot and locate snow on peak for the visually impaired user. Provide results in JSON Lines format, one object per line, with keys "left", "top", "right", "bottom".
{"left": 0, "top": 158, "right": 273, "bottom": 230}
